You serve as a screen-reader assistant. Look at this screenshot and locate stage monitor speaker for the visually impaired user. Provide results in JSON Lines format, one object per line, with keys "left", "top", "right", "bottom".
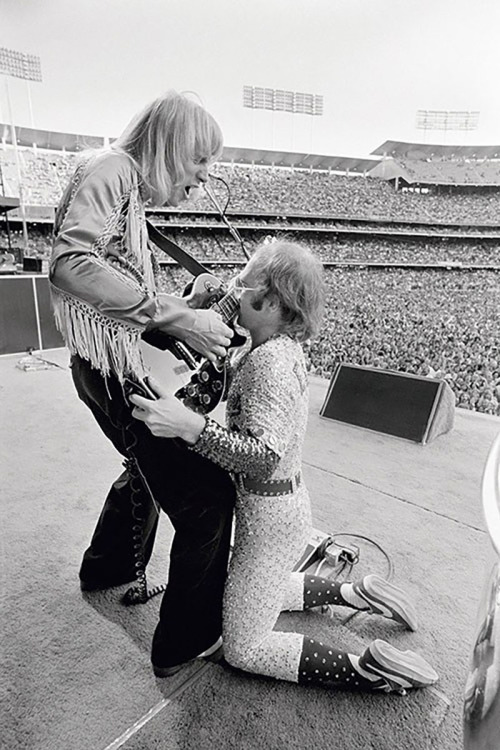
{"left": 320, "top": 364, "right": 455, "bottom": 444}
{"left": 23, "top": 257, "right": 43, "bottom": 273}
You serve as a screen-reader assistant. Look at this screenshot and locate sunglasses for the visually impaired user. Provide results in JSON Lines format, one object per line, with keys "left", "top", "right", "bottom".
{"left": 228, "top": 278, "right": 261, "bottom": 298}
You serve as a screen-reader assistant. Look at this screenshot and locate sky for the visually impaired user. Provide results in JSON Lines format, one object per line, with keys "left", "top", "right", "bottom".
{"left": 1, "top": 0, "right": 499, "bottom": 159}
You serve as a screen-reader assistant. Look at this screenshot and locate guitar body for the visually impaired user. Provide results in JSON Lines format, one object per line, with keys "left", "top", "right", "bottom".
{"left": 140, "top": 273, "right": 245, "bottom": 414}
{"left": 175, "top": 357, "right": 229, "bottom": 414}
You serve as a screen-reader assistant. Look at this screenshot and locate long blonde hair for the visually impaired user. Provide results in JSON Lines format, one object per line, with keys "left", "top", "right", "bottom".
{"left": 112, "top": 90, "right": 223, "bottom": 205}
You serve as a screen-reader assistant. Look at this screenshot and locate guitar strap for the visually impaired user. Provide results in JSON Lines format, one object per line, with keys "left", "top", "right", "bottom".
{"left": 146, "top": 220, "right": 210, "bottom": 277}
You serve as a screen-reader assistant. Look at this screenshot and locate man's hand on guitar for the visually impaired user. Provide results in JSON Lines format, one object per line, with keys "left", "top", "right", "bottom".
{"left": 182, "top": 308, "right": 233, "bottom": 362}
{"left": 149, "top": 294, "right": 233, "bottom": 363}
{"left": 129, "top": 376, "right": 206, "bottom": 444}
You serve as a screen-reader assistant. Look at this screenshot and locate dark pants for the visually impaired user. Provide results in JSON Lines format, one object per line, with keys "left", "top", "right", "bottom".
{"left": 71, "top": 355, "right": 236, "bottom": 668}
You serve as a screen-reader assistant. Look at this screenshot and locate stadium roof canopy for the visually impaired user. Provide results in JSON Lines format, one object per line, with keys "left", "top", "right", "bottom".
{"left": 372, "top": 140, "right": 500, "bottom": 160}
{"left": 1, "top": 123, "right": 105, "bottom": 151}
{"left": 0, "top": 196, "right": 20, "bottom": 211}
{"left": 220, "top": 146, "right": 378, "bottom": 173}
{"left": 0, "top": 123, "right": 378, "bottom": 173}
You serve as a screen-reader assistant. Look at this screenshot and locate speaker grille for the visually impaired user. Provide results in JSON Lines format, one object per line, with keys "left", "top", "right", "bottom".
{"left": 320, "top": 364, "right": 442, "bottom": 443}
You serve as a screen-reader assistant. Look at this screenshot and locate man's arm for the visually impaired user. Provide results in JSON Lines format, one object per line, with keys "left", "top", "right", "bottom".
{"left": 128, "top": 380, "right": 280, "bottom": 479}
{"left": 50, "top": 152, "right": 157, "bottom": 328}
{"left": 51, "top": 153, "right": 232, "bottom": 360}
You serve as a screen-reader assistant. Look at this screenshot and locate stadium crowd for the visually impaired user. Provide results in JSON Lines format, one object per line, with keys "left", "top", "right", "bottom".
{"left": 396, "top": 157, "right": 500, "bottom": 187}
{"left": 1, "top": 145, "right": 500, "bottom": 418}
{"left": 308, "top": 267, "right": 500, "bottom": 417}
{"left": 154, "top": 261, "right": 500, "bottom": 418}
{"left": 155, "top": 211, "right": 500, "bottom": 237}
{"left": 3, "top": 225, "right": 500, "bottom": 267}
{"left": 3, "top": 146, "right": 500, "bottom": 225}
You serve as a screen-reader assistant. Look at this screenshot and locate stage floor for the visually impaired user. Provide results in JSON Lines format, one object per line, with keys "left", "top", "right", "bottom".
{"left": 2, "top": 348, "right": 499, "bottom": 750}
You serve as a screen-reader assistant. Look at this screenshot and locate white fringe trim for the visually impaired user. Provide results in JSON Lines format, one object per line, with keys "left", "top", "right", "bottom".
{"left": 51, "top": 288, "right": 146, "bottom": 381}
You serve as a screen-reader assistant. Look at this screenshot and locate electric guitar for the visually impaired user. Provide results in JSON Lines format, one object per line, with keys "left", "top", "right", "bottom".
{"left": 140, "top": 272, "right": 246, "bottom": 414}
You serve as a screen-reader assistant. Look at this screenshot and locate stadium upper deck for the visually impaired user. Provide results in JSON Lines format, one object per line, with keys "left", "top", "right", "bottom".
{"left": 0, "top": 122, "right": 379, "bottom": 172}
{"left": 371, "top": 141, "right": 500, "bottom": 187}
{"left": 3, "top": 123, "right": 500, "bottom": 180}
{"left": 1, "top": 124, "right": 500, "bottom": 227}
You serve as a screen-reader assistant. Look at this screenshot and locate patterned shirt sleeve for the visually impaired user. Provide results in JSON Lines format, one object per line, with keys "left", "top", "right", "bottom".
{"left": 190, "top": 340, "right": 304, "bottom": 479}
{"left": 190, "top": 417, "right": 280, "bottom": 478}
{"left": 50, "top": 152, "right": 157, "bottom": 328}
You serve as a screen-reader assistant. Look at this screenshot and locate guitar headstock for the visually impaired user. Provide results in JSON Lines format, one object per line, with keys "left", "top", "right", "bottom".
{"left": 185, "top": 273, "right": 225, "bottom": 309}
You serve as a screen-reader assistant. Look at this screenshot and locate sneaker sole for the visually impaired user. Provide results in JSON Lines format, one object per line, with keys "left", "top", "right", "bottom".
{"left": 153, "top": 639, "right": 223, "bottom": 678}
{"left": 153, "top": 662, "right": 187, "bottom": 678}
{"left": 364, "top": 639, "right": 439, "bottom": 689}
{"left": 354, "top": 575, "right": 418, "bottom": 631}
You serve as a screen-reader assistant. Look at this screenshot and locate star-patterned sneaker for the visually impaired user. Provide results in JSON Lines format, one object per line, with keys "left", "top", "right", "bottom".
{"left": 358, "top": 639, "right": 438, "bottom": 694}
{"left": 352, "top": 574, "right": 418, "bottom": 631}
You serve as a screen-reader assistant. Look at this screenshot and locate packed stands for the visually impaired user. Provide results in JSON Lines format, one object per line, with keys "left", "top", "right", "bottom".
{"left": 1, "top": 132, "right": 500, "bottom": 418}
{"left": 3, "top": 144, "right": 500, "bottom": 224}
{"left": 0, "top": 146, "right": 77, "bottom": 205}
{"left": 310, "top": 267, "right": 500, "bottom": 417}
{"left": 372, "top": 141, "right": 500, "bottom": 185}
{"left": 3, "top": 225, "right": 500, "bottom": 268}
{"left": 390, "top": 158, "right": 500, "bottom": 187}
{"left": 154, "top": 263, "right": 500, "bottom": 418}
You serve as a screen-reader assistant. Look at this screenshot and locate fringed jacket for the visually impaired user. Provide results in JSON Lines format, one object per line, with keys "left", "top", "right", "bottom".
{"left": 50, "top": 150, "right": 187, "bottom": 381}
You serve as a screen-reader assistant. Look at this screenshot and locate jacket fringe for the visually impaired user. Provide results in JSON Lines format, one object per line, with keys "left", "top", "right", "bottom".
{"left": 51, "top": 286, "right": 146, "bottom": 382}
{"left": 126, "top": 186, "right": 156, "bottom": 293}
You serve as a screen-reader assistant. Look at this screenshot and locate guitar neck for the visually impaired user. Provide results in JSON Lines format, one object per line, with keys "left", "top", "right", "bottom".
{"left": 214, "top": 293, "right": 239, "bottom": 323}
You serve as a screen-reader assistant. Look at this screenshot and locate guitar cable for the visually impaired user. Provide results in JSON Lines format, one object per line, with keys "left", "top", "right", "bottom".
{"left": 307, "top": 532, "right": 394, "bottom": 624}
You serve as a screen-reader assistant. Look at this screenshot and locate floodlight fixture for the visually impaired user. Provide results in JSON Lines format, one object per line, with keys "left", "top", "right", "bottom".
{"left": 0, "top": 47, "right": 42, "bottom": 253}
{"left": 0, "top": 47, "right": 42, "bottom": 82}
{"left": 243, "top": 85, "right": 323, "bottom": 116}
{"left": 416, "top": 110, "right": 479, "bottom": 132}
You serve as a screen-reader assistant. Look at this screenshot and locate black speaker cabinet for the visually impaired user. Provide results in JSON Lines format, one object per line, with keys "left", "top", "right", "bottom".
{"left": 0, "top": 275, "right": 64, "bottom": 354}
{"left": 320, "top": 364, "right": 455, "bottom": 444}
{"left": 23, "top": 256, "right": 43, "bottom": 273}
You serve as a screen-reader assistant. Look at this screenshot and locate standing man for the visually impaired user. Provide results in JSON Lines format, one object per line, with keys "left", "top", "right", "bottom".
{"left": 50, "top": 90, "right": 236, "bottom": 674}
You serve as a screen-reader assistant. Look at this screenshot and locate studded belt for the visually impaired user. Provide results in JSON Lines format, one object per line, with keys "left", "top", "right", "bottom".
{"left": 236, "top": 472, "right": 302, "bottom": 497}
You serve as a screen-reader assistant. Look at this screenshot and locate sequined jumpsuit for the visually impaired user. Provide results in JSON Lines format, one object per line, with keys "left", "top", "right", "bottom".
{"left": 191, "top": 336, "right": 437, "bottom": 694}
{"left": 192, "top": 334, "right": 313, "bottom": 681}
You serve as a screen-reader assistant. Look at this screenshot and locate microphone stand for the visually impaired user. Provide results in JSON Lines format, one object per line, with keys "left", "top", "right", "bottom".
{"left": 204, "top": 181, "right": 251, "bottom": 260}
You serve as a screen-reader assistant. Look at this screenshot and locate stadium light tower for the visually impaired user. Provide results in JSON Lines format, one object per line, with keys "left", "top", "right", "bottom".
{"left": 243, "top": 85, "right": 323, "bottom": 153}
{"left": 0, "top": 47, "right": 43, "bottom": 253}
{"left": 416, "top": 110, "right": 479, "bottom": 143}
